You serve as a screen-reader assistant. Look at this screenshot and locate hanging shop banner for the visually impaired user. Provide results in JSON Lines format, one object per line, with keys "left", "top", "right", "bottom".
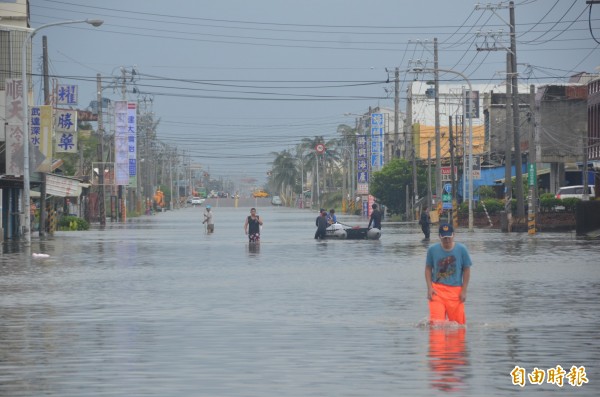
{"left": 5, "top": 78, "right": 25, "bottom": 176}
{"left": 127, "top": 102, "right": 137, "bottom": 186}
{"left": 114, "top": 101, "right": 129, "bottom": 185}
{"left": 371, "top": 113, "right": 385, "bottom": 171}
{"left": 55, "top": 109, "right": 78, "bottom": 153}
{"left": 30, "top": 105, "right": 53, "bottom": 172}
{"left": 356, "top": 134, "right": 368, "bottom": 193}
{"left": 56, "top": 84, "right": 78, "bottom": 106}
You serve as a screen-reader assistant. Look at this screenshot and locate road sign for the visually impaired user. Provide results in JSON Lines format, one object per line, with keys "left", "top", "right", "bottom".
{"left": 441, "top": 166, "right": 457, "bottom": 182}
{"left": 315, "top": 143, "right": 325, "bottom": 154}
{"left": 444, "top": 183, "right": 452, "bottom": 194}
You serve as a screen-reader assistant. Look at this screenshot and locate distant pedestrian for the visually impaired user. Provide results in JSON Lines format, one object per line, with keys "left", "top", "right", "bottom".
{"left": 425, "top": 223, "right": 472, "bottom": 325}
{"left": 419, "top": 206, "right": 431, "bottom": 240}
{"left": 202, "top": 205, "right": 214, "bottom": 233}
{"left": 315, "top": 209, "right": 328, "bottom": 240}
{"left": 244, "top": 208, "right": 263, "bottom": 243}
{"left": 368, "top": 203, "right": 382, "bottom": 229}
{"left": 327, "top": 209, "right": 337, "bottom": 225}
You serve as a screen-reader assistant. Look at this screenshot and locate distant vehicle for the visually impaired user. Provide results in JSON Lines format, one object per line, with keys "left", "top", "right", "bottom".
{"left": 195, "top": 187, "right": 208, "bottom": 198}
{"left": 191, "top": 197, "right": 205, "bottom": 205}
{"left": 555, "top": 185, "right": 595, "bottom": 200}
{"left": 271, "top": 195, "right": 282, "bottom": 206}
{"left": 252, "top": 190, "right": 269, "bottom": 198}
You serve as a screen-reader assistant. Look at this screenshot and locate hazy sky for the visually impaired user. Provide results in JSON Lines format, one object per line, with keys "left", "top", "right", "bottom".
{"left": 22, "top": 0, "right": 600, "bottom": 186}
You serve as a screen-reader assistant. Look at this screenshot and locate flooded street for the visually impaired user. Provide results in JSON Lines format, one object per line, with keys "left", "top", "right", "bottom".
{"left": 1, "top": 206, "right": 599, "bottom": 396}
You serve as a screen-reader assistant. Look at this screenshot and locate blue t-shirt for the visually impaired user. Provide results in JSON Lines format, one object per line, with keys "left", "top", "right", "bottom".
{"left": 425, "top": 242, "right": 473, "bottom": 286}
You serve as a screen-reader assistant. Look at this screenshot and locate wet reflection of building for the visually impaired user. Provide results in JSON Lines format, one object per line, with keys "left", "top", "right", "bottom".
{"left": 428, "top": 327, "right": 469, "bottom": 392}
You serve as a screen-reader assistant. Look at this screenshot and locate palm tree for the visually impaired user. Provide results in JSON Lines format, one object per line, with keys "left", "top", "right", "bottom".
{"left": 297, "top": 136, "right": 345, "bottom": 207}
{"left": 270, "top": 149, "right": 299, "bottom": 205}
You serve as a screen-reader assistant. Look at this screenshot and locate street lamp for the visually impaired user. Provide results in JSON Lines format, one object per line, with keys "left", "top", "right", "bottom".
{"left": 21, "top": 19, "right": 103, "bottom": 245}
{"left": 412, "top": 67, "right": 475, "bottom": 231}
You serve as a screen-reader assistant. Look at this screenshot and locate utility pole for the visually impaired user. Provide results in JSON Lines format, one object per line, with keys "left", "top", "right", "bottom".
{"left": 510, "top": 1, "right": 525, "bottom": 220}
{"left": 475, "top": 1, "right": 525, "bottom": 228}
{"left": 405, "top": 82, "right": 413, "bottom": 159}
{"left": 97, "top": 74, "right": 106, "bottom": 226}
{"left": 409, "top": 79, "right": 418, "bottom": 220}
{"left": 412, "top": 147, "right": 418, "bottom": 221}
{"left": 434, "top": 37, "right": 442, "bottom": 208}
{"left": 427, "top": 140, "right": 432, "bottom": 208}
{"left": 394, "top": 67, "right": 400, "bottom": 158}
{"left": 504, "top": 53, "right": 513, "bottom": 232}
{"left": 39, "top": 36, "right": 50, "bottom": 237}
{"left": 449, "top": 115, "right": 460, "bottom": 229}
{"left": 528, "top": 84, "right": 537, "bottom": 235}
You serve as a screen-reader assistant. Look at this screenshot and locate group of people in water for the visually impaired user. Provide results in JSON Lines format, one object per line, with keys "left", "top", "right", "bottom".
{"left": 202, "top": 206, "right": 264, "bottom": 243}
{"left": 201, "top": 203, "right": 472, "bottom": 326}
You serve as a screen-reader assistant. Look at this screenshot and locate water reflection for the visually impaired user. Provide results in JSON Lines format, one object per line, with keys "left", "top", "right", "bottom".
{"left": 428, "top": 326, "right": 468, "bottom": 392}
{"left": 248, "top": 242, "right": 260, "bottom": 255}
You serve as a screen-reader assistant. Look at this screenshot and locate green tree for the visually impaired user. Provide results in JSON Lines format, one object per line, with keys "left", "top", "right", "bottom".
{"left": 270, "top": 149, "right": 300, "bottom": 202}
{"left": 369, "top": 158, "right": 428, "bottom": 215}
{"left": 299, "top": 136, "right": 337, "bottom": 202}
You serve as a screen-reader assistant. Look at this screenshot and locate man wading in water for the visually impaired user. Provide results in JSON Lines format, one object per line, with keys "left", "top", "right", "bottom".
{"left": 244, "top": 208, "right": 263, "bottom": 243}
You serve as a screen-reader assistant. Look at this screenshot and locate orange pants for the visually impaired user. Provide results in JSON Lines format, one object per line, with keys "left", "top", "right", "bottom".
{"left": 429, "top": 282, "right": 466, "bottom": 325}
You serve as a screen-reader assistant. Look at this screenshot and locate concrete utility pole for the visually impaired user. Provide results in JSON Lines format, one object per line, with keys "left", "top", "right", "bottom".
{"left": 504, "top": 53, "right": 513, "bottom": 232}
{"left": 412, "top": 147, "right": 418, "bottom": 221}
{"left": 427, "top": 140, "right": 432, "bottom": 208}
{"left": 434, "top": 38, "right": 442, "bottom": 207}
{"left": 528, "top": 84, "right": 537, "bottom": 235}
{"left": 97, "top": 74, "right": 106, "bottom": 226}
{"left": 510, "top": 1, "right": 525, "bottom": 220}
{"left": 405, "top": 82, "right": 413, "bottom": 159}
{"left": 39, "top": 35, "right": 50, "bottom": 237}
{"left": 394, "top": 67, "right": 400, "bottom": 158}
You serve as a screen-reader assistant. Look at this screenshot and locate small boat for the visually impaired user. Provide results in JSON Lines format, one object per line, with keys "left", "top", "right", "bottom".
{"left": 324, "top": 223, "right": 381, "bottom": 240}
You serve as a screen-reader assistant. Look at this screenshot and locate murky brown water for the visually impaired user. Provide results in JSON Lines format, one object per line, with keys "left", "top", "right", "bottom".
{"left": 1, "top": 206, "right": 598, "bottom": 396}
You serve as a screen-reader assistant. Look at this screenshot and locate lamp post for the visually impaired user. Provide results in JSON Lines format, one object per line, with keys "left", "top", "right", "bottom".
{"left": 21, "top": 19, "right": 103, "bottom": 245}
{"left": 412, "top": 67, "right": 475, "bottom": 231}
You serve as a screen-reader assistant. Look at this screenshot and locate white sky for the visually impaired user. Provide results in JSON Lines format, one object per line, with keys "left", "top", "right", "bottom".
{"left": 20, "top": 0, "right": 600, "bottom": 186}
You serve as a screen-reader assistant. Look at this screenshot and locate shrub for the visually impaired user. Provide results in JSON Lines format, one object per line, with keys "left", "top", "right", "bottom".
{"left": 479, "top": 198, "right": 504, "bottom": 214}
{"left": 539, "top": 195, "right": 560, "bottom": 212}
{"left": 478, "top": 186, "right": 496, "bottom": 199}
{"left": 58, "top": 215, "right": 90, "bottom": 231}
{"left": 561, "top": 197, "right": 580, "bottom": 212}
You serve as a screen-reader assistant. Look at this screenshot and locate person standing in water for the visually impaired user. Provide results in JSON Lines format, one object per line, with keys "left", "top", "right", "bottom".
{"left": 315, "top": 209, "right": 328, "bottom": 240}
{"left": 244, "top": 208, "right": 263, "bottom": 243}
{"left": 368, "top": 203, "right": 382, "bottom": 229}
{"left": 202, "top": 205, "right": 214, "bottom": 233}
{"left": 419, "top": 206, "right": 431, "bottom": 240}
{"left": 425, "top": 223, "right": 472, "bottom": 325}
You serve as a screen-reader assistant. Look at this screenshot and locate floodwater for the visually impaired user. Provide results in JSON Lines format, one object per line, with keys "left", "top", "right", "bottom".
{"left": 1, "top": 205, "right": 599, "bottom": 396}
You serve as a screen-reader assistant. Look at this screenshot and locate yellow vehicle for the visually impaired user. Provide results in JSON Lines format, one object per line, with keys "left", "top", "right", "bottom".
{"left": 252, "top": 190, "right": 269, "bottom": 198}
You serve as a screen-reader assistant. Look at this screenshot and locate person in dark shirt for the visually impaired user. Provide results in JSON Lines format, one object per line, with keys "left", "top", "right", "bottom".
{"left": 368, "top": 203, "right": 382, "bottom": 229}
{"left": 244, "top": 208, "right": 263, "bottom": 243}
{"left": 419, "top": 206, "right": 431, "bottom": 240}
{"left": 315, "top": 209, "right": 329, "bottom": 239}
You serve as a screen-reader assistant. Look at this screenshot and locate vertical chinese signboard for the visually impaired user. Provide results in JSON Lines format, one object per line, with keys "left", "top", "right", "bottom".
{"left": 356, "top": 134, "right": 368, "bottom": 194}
{"left": 5, "top": 79, "right": 25, "bottom": 176}
{"left": 55, "top": 109, "right": 78, "bottom": 154}
{"left": 114, "top": 101, "right": 129, "bottom": 186}
{"left": 371, "top": 113, "right": 385, "bottom": 171}
{"left": 127, "top": 102, "right": 137, "bottom": 186}
{"left": 30, "top": 105, "right": 53, "bottom": 172}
